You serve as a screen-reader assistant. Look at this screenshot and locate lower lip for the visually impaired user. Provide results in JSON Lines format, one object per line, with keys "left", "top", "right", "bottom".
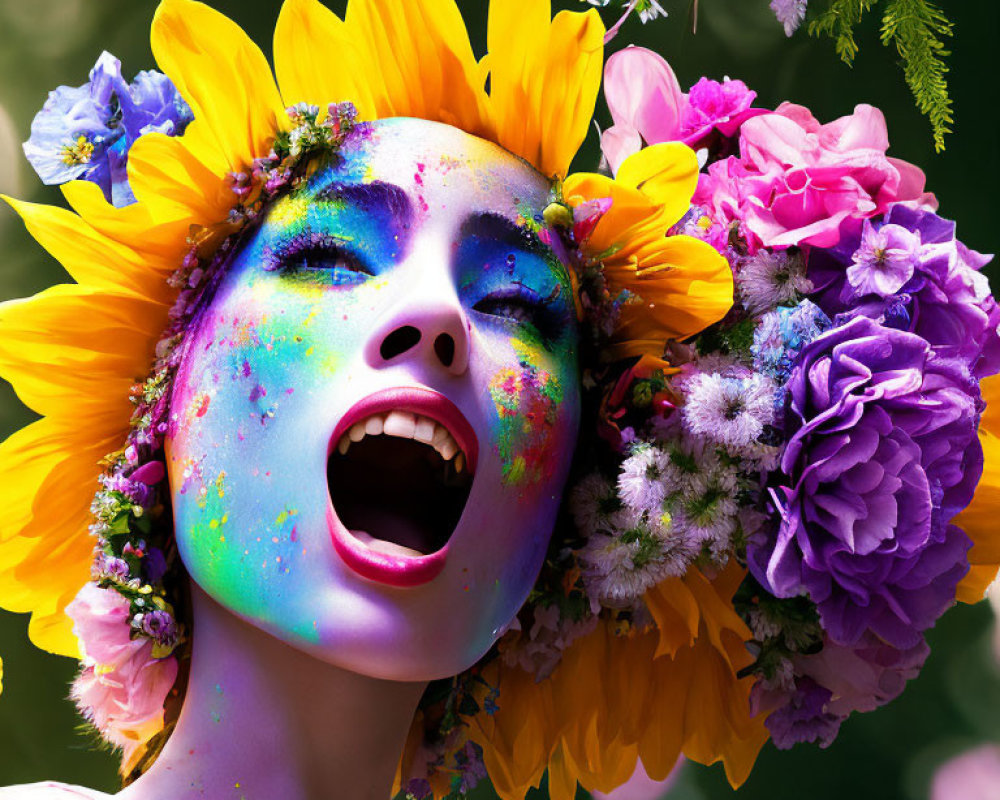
{"left": 326, "top": 387, "right": 476, "bottom": 587}
{"left": 327, "top": 508, "right": 448, "bottom": 587}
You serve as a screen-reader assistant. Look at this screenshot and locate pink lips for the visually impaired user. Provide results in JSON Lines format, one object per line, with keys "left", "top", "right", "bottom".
{"left": 327, "top": 387, "right": 479, "bottom": 587}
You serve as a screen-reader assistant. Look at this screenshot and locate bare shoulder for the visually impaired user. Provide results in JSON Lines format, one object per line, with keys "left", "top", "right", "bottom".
{"left": 0, "top": 783, "right": 112, "bottom": 799}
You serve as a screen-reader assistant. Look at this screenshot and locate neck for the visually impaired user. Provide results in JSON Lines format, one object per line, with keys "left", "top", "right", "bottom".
{"left": 120, "top": 585, "right": 426, "bottom": 800}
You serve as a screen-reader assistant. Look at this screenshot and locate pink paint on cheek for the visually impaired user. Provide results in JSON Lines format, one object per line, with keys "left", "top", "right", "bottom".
{"left": 488, "top": 357, "right": 565, "bottom": 491}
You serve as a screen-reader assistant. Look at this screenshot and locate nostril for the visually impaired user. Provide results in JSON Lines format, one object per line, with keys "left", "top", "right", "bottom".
{"left": 434, "top": 333, "right": 455, "bottom": 368}
{"left": 380, "top": 326, "right": 421, "bottom": 361}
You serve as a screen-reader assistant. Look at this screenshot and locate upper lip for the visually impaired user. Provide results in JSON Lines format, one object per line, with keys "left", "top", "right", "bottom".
{"left": 330, "top": 386, "right": 479, "bottom": 473}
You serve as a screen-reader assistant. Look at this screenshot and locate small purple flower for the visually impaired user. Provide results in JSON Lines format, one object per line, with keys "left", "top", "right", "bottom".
{"left": 140, "top": 609, "right": 177, "bottom": 646}
{"left": 748, "top": 316, "right": 979, "bottom": 649}
{"left": 121, "top": 70, "right": 193, "bottom": 141}
{"left": 403, "top": 779, "right": 433, "bottom": 800}
{"left": 760, "top": 677, "right": 841, "bottom": 749}
{"left": 682, "top": 372, "right": 776, "bottom": 450}
{"left": 770, "top": 0, "right": 808, "bottom": 37}
{"left": 846, "top": 219, "right": 921, "bottom": 298}
{"left": 809, "top": 205, "right": 1000, "bottom": 380}
{"left": 144, "top": 547, "right": 169, "bottom": 584}
{"left": 752, "top": 300, "right": 831, "bottom": 388}
{"left": 96, "top": 555, "right": 131, "bottom": 583}
{"left": 23, "top": 52, "right": 124, "bottom": 186}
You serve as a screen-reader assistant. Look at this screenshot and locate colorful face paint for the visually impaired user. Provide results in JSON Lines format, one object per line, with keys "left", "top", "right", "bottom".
{"left": 166, "top": 118, "right": 581, "bottom": 681}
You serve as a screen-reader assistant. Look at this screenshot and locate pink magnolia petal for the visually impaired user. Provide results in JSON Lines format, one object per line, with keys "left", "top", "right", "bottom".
{"left": 604, "top": 46, "right": 685, "bottom": 145}
{"left": 887, "top": 156, "right": 930, "bottom": 203}
{"left": 775, "top": 101, "right": 822, "bottom": 133}
{"left": 601, "top": 124, "right": 643, "bottom": 176}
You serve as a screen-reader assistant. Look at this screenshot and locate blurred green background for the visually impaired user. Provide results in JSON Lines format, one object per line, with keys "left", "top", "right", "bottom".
{"left": 0, "top": 1, "right": 998, "bottom": 797}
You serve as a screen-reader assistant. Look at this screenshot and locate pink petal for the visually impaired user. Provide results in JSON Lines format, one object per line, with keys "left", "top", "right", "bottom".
{"left": 600, "top": 124, "right": 643, "bottom": 175}
{"left": 603, "top": 47, "right": 686, "bottom": 146}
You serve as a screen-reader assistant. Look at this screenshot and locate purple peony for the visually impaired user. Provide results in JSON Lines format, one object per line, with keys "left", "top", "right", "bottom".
{"left": 810, "top": 204, "right": 1000, "bottom": 380}
{"left": 748, "top": 315, "right": 979, "bottom": 648}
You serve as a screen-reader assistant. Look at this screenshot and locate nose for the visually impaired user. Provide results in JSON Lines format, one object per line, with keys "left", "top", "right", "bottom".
{"left": 364, "top": 295, "right": 471, "bottom": 376}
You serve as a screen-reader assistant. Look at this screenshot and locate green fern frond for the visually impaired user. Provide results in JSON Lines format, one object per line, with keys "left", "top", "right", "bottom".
{"left": 808, "top": 0, "right": 877, "bottom": 65}
{"left": 880, "top": 0, "right": 954, "bottom": 151}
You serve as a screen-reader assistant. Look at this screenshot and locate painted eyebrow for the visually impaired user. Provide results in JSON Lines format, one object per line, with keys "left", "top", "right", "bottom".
{"left": 458, "top": 211, "right": 552, "bottom": 259}
{"left": 313, "top": 179, "right": 414, "bottom": 229}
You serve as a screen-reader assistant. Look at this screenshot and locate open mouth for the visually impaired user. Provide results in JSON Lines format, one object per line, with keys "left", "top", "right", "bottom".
{"left": 326, "top": 388, "right": 478, "bottom": 586}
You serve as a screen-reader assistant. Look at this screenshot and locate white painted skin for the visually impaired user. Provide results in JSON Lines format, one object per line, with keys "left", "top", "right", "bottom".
{"left": 166, "top": 117, "right": 581, "bottom": 682}
{"left": 6, "top": 120, "right": 584, "bottom": 799}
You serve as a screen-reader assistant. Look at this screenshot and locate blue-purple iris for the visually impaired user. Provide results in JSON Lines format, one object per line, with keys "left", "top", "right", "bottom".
{"left": 749, "top": 315, "right": 980, "bottom": 648}
{"left": 22, "top": 51, "right": 192, "bottom": 207}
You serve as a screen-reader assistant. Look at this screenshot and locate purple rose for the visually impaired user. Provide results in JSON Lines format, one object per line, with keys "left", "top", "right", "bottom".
{"left": 810, "top": 204, "right": 1000, "bottom": 380}
{"left": 748, "top": 316, "right": 979, "bottom": 648}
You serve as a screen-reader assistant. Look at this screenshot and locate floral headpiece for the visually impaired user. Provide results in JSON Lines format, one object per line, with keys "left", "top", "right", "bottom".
{"left": 2, "top": 1, "right": 999, "bottom": 799}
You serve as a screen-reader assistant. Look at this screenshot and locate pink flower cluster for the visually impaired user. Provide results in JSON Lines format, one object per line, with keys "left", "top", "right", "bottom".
{"left": 602, "top": 47, "right": 936, "bottom": 251}
{"left": 601, "top": 47, "right": 761, "bottom": 172}
{"left": 66, "top": 584, "right": 178, "bottom": 765}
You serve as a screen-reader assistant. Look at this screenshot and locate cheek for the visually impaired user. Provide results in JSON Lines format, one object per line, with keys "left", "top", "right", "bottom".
{"left": 164, "top": 285, "right": 368, "bottom": 596}
{"left": 486, "top": 333, "right": 578, "bottom": 498}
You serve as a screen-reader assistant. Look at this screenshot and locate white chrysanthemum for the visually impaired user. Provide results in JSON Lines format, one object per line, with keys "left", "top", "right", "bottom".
{"left": 737, "top": 249, "right": 812, "bottom": 315}
{"left": 617, "top": 444, "right": 671, "bottom": 514}
{"left": 682, "top": 372, "right": 777, "bottom": 450}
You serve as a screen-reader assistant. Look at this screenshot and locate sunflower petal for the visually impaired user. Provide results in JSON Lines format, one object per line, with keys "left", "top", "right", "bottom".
{"left": 0, "top": 418, "right": 120, "bottom": 657}
{"left": 3, "top": 197, "right": 172, "bottom": 300}
{"left": 956, "top": 374, "right": 1000, "bottom": 601}
{"left": 488, "top": 0, "right": 603, "bottom": 177}
{"left": 151, "top": 0, "right": 288, "bottom": 174}
{"left": 615, "top": 143, "right": 699, "bottom": 230}
{"left": 344, "top": 0, "right": 494, "bottom": 138}
{"left": 0, "top": 286, "right": 165, "bottom": 418}
{"left": 275, "top": 0, "right": 377, "bottom": 117}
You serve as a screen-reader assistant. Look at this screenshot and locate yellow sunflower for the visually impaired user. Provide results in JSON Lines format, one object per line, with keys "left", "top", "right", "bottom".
{"left": 0, "top": 0, "right": 746, "bottom": 793}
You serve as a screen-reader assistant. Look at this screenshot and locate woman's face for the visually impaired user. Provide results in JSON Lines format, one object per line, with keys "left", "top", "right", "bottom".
{"left": 165, "top": 118, "right": 581, "bottom": 680}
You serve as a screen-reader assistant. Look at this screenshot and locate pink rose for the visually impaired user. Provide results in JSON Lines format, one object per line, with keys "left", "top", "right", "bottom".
{"left": 67, "top": 584, "right": 178, "bottom": 763}
{"left": 705, "top": 103, "right": 937, "bottom": 249}
{"left": 600, "top": 47, "right": 761, "bottom": 173}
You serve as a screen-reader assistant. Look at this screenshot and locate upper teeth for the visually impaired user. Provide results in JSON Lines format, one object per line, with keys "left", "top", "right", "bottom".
{"left": 337, "top": 410, "right": 467, "bottom": 473}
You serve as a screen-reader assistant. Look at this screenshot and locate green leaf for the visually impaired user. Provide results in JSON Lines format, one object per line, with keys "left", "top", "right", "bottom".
{"left": 880, "top": 0, "right": 954, "bottom": 152}
{"left": 808, "top": 0, "right": 878, "bottom": 65}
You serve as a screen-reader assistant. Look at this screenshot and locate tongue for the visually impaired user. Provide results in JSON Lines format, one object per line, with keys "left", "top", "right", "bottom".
{"left": 350, "top": 529, "right": 426, "bottom": 559}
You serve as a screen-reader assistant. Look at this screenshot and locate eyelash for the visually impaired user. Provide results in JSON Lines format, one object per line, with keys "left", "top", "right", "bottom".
{"left": 267, "top": 234, "right": 373, "bottom": 286}
{"left": 472, "top": 282, "right": 564, "bottom": 340}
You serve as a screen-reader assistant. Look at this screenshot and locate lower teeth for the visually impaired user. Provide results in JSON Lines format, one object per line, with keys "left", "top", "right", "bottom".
{"left": 350, "top": 529, "right": 425, "bottom": 558}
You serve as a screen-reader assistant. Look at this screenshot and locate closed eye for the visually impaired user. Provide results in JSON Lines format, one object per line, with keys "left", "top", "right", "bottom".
{"left": 472, "top": 282, "right": 564, "bottom": 341}
{"left": 270, "top": 235, "right": 373, "bottom": 286}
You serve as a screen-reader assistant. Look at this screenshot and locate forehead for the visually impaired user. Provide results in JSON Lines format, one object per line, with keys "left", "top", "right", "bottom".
{"left": 299, "top": 117, "right": 553, "bottom": 220}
